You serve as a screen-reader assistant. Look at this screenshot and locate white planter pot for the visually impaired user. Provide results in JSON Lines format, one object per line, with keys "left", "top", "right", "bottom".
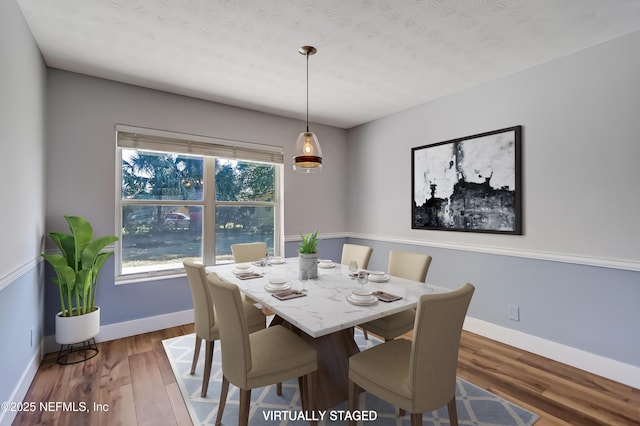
{"left": 299, "top": 253, "right": 318, "bottom": 279}
{"left": 55, "top": 307, "right": 101, "bottom": 345}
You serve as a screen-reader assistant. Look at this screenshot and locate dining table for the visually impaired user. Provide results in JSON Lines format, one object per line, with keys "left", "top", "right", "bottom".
{"left": 207, "top": 257, "right": 449, "bottom": 409}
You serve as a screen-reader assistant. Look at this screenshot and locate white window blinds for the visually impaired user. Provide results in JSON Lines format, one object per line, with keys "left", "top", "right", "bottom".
{"left": 116, "top": 124, "right": 284, "bottom": 164}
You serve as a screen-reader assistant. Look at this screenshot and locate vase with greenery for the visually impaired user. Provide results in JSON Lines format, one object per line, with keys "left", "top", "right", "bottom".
{"left": 298, "top": 229, "right": 319, "bottom": 279}
{"left": 41, "top": 215, "right": 119, "bottom": 345}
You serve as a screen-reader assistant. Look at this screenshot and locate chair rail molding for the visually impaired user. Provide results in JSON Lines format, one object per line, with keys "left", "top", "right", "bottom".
{"left": 0, "top": 257, "right": 42, "bottom": 292}
{"left": 285, "top": 232, "right": 348, "bottom": 242}
{"left": 347, "top": 233, "right": 640, "bottom": 272}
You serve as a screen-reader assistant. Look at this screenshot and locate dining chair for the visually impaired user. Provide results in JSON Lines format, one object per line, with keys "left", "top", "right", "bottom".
{"left": 207, "top": 272, "right": 318, "bottom": 426}
{"left": 231, "top": 241, "right": 268, "bottom": 263}
{"left": 183, "top": 260, "right": 266, "bottom": 397}
{"left": 348, "top": 283, "right": 475, "bottom": 426}
{"left": 340, "top": 243, "right": 373, "bottom": 269}
{"left": 360, "top": 250, "right": 432, "bottom": 341}
{"left": 230, "top": 241, "right": 268, "bottom": 307}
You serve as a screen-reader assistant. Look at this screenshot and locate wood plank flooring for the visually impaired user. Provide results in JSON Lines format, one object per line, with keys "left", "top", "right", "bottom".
{"left": 13, "top": 325, "right": 640, "bottom": 425}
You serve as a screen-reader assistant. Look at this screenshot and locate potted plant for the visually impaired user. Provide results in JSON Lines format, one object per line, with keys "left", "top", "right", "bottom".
{"left": 41, "top": 215, "right": 119, "bottom": 346}
{"left": 298, "top": 229, "right": 319, "bottom": 279}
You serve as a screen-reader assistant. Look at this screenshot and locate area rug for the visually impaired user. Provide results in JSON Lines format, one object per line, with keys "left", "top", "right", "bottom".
{"left": 163, "top": 329, "right": 539, "bottom": 426}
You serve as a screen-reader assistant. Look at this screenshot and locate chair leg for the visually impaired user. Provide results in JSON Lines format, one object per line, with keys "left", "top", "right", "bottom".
{"left": 362, "top": 328, "right": 369, "bottom": 340}
{"left": 201, "top": 340, "right": 214, "bottom": 397}
{"left": 410, "top": 413, "right": 422, "bottom": 426}
{"left": 399, "top": 408, "right": 406, "bottom": 416}
{"left": 310, "top": 371, "right": 318, "bottom": 425}
{"left": 191, "top": 336, "right": 202, "bottom": 374}
{"left": 305, "top": 370, "right": 318, "bottom": 426}
{"left": 276, "top": 382, "right": 282, "bottom": 395}
{"left": 239, "top": 389, "right": 251, "bottom": 426}
{"left": 215, "top": 376, "right": 229, "bottom": 426}
{"left": 299, "top": 376, "right": 307, "bottom": 410}
{"left": 447, "top": 396, "right": 458, "bottom": 426}
{"left": 348, "top": 380, "right": 358, "bottom": 426}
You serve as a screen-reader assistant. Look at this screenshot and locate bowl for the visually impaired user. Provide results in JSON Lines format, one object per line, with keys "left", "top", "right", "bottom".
{"left": 235, "top": 263, "right": 251, "bottom": 270}
{"left": 368, "top": 271, "right": 386, "bottom": 277}
{"left": 351, "top": 288, "right": 373, "bottom": 301}
{"left": 268, "top": 276, "right": 287, "bottom": 286}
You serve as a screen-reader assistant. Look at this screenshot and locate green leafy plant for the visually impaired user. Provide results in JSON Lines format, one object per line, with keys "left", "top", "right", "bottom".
{"left": 298, "top": 229, "right": 319, "bottom": 254}
{"left": 41, "top": 215, "right": 119, "bottom": 317}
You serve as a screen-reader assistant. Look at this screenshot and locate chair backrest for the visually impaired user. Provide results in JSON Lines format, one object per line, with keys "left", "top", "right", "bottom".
{"left": 340, "top": 244, "right": 373, "bottom": 269}
{"left": 183, "top": 260, "right": 217, "bottom": 341}
{"left": 231, "top": 242, "right": 267, "bottom": 263}
{"left": 207, "top": 272, "right": 252, "bottom": 389}
{"left": 408, "top": 283, "right": 475, "bottom": 412}
{"left": 388, "top": 250, "right": 432, "bottom": 282}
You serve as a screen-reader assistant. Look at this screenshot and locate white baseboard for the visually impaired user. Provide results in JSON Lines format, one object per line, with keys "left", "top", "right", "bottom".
{"left": 0, "top": 343, "right": 43, "bottom": 426}
{"left": 463, "top": 317, "right": 640, "bottom": 390}
{"left": 43, "top": 309, "right": 194, "bottom": 354}
{"left": 38, "top": 309, "right": 638, "bottom": 391}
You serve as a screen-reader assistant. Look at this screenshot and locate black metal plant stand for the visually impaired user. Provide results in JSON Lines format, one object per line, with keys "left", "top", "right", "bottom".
{"left": 56, "top": 338, "right": 99, "bottom": 365}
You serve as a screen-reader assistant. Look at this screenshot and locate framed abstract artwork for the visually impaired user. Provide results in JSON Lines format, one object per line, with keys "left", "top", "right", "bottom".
{"left": 412, "top": 126, "right": 522, "bottom": 234}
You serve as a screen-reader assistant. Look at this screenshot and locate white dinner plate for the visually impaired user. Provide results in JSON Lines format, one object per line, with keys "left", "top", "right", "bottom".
{"left": 367, "top": 274, "right": 389, "bottom": 283}
{"left": 318, "top": 262, "right": 335, "bottom": 269}
{"left": 264, "top": 282, "right": 291, "bottom": 292}
{"left": 233, "top": 267, "right": 255, "bottom": 275}
{"left": 346, "top": 294, "right": 378, "bottom": 306}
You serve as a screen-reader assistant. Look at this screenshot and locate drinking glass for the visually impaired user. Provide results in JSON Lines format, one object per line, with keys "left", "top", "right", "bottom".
{"left": 299, "top": 270, "right": 308, "bottom": 292}
{"left": 348, "top": 260, "right": 358, "bottom": 278}
{"left": 265, "top": 251, "right": 273, "bottom": 274}
{"left": 357, "top": 271, "right": 368, "bottom": 289}
{"left": 259, "top": 257, "right": 268, "bottom": 275}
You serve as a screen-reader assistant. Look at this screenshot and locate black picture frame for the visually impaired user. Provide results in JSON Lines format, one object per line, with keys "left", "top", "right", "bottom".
{"left": 412, "top": 126, "right": 522, "bottom": 234}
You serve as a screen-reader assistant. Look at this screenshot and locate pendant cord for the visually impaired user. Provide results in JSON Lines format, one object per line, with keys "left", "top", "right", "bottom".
{"left": 306, "top": 52, "right": 309, "bottom": 133}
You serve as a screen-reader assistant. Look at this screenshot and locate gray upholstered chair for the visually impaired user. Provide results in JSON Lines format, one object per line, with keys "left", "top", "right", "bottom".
{"left": 231, "top": 241, "right": 268, "bottom": 263}
{"left": 360, "top": 250, "right": 432, "bottom": 341}
{"left": 183, "top": 260, "right": 265, "bottom": 397}
{"left": 340, "top": 243, "right": 373, "bottom": 269}
{"left": 348, "top": 283, "right": 475, "bottom": 426}
{"left": 207, "top": 272, "right": 318, "bottom": 426}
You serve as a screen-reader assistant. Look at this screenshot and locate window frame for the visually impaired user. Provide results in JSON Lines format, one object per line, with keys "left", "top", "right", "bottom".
{"left": 115, "top": 125, "right": 284, "bottom": 283}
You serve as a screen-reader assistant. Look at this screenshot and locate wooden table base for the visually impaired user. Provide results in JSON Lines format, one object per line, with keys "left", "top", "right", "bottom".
{"left": 271, "top": 316, "right": 361, "bottom": 410}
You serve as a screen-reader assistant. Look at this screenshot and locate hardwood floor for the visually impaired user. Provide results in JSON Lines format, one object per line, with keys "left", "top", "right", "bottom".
{"left": 453, "top": 332, "right": 640, "bottom": 426}
{"left": 14, "top": 326, "right": 640, "bottom": 425}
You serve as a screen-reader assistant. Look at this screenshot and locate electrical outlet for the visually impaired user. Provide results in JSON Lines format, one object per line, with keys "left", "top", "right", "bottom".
{"left": 508, "top": 304, "right": 520, "bottom": 321}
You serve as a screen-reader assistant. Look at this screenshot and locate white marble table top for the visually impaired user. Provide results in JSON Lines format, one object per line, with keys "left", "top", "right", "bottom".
{"left": 207, "top": 257, "right": 449, "bottom": 338}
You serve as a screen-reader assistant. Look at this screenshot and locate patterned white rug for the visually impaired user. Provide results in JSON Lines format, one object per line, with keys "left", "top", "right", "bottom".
{"left": 163, "top": 329, "right": 539, "bottom": 425}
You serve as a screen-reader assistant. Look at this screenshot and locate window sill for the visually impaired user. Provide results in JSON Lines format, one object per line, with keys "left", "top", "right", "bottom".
{"left": 115, "top": 271, "right": 186, "bottom": 285}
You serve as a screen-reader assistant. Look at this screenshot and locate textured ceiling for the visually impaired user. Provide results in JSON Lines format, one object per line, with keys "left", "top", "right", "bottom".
{"left": 16, "top": 0, "right": 640, "bottom": 129}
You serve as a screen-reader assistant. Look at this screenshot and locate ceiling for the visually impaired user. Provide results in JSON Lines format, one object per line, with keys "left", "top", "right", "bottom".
{"left": 16, "top": 0, "right": 640, "bottom": 129}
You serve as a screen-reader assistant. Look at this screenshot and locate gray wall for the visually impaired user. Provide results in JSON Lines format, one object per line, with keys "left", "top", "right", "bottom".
{"left": 43, "top": 70, "right": 349, "bottom": 334}
{"left": 347, "top": 31, "right": 640, "bottom": 368}
{"left": 0, "top": 0, "right": 46, "bottom": 416}
{"left": 3, "top": 0, "right": 639, "bottom": 407}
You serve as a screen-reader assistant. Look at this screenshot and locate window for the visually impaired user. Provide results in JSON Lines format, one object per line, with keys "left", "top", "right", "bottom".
{"left": 116, "top": 125, "right": 283, "bottom": 281}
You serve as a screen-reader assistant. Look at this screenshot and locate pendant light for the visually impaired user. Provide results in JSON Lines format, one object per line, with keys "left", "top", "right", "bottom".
{"left": 293, "top": 45, "right": 323, "bottom": 173}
